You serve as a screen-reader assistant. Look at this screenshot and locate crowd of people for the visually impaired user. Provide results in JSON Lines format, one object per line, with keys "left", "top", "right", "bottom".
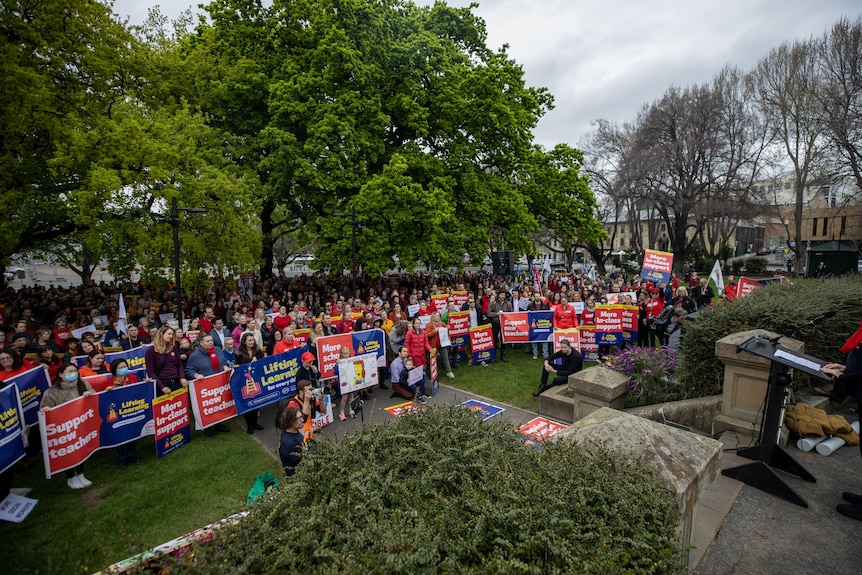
{"left": 1, "top": 265, "right": 729, "bottom": 482}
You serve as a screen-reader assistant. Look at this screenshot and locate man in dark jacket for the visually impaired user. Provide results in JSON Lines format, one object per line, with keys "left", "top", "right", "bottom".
{"left": 534, "top": 338, "right": 583, "bottom": 396}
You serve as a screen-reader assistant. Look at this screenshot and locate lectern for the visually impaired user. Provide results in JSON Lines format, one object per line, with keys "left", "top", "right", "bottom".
{"left": 722, "top": 333, "right": 830, "bottom": 507}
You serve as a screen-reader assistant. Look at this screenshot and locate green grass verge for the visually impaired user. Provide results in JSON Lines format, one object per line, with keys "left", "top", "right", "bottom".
{"left": 447, "top": 345, "right": 596, "bottom": 410}
{"left": 0, "top": 420, "right": 282, "bottom": 575}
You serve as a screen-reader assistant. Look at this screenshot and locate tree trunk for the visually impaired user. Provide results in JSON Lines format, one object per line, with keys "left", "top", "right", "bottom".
{"left": 259, "top": 198, "right": 275, "bottom": 280}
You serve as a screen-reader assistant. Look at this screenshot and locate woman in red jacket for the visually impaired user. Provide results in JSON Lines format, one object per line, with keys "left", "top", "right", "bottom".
{"left": 404, "top": 317, "right": 432, "bottom": 375}
{"left": 645, "top": 288, "right": 665, "bottom": 347}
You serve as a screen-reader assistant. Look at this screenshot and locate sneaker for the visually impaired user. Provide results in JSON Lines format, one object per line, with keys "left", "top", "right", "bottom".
{"left": 418, "top": 396, "right": 427, "bottom": 405}
{"left": 349, "top": 410, "right": 356, "bottom": 418}
{"left": 339, "top": 412, "right": 347, "bottom": 421}
{"left": 67, "top": 475, "right": 84, "bottom": 489}
{"left": 447, "top": 372, "right": 455, "bottom": 379}
{"left": 77, "top": 474, "right": 92, "bottom": 488}
{"left": 480, "top": 361, "right": 488, "bottom": 367}
{"left": 420, "top": 394, "right": 431, "bottom": 401}
{"left": 533, "top": 355, "right": 538, "bottom": 360}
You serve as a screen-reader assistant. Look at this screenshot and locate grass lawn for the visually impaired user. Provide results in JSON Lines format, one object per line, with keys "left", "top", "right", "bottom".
{"left": 446, "top": 344, "right": 593, "bottom": 410}
{"left": 0, "top": 420, "right": 282, "bottom": 575}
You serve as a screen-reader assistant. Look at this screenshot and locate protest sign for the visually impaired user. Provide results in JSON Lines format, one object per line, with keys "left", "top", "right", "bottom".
{"left": 315, "top": 329, "right": 387, "bottom": 380}
{"left": 578, "top": 325, "right": 600, "bottom": 362}
{"left": 430, "top": 294, "right": 449, "bottom": 313}
{"left": 0, "top": 493, "right": 37, "bottom": 523}
{"left": 620, "top": 305, "right": 639, "bottom": 343}
{"left": 294, "top": 328, "right": 310, "bottom": 347}
{"left": 446, "top": 310, "right": 471, "bottom": 347}
{"left": 594, "top": 305, "right": 623, "bottom": 346}
{"left": 229, "top": 347, "right": 303, "bottom": 415}
{"left": 384, "top": 401, "right": 425, "bottom": 418}
{"left": 153, "top": 387, "right": 191, "bottom": 459}
{"left": 460, "top": 399, "right": 504, "bottom": 421}
{"left": 451, "top": 290, "right": 469, "bottom": 308}
{"left": 519, "top": 417, "right": 568, "bottom": 441}
{"left": 336, "top": 352, "right": 379, "bottom": 394}
{"left": 428, "top": 351, "right": 439, "bottom": 396}
{"left": 0, "top": 383, "right": 27, "bottom": 475}
{"left": 552, "top": 328, "right": 581, "bottom": 353}
{"left": 7, "top": 365, "right": 50, "bottom": 426}
{"left": 97, "top": 381, "right": 156, "bottom": 448}
{"left": 469, "top": 324, "right": 495, "bottom": 363}
{"left": 39, "top": 394, "right": 101, "bottom": 477}
{"left": 189, "top": 371, "right": 237, "bottom": 430}
{"left": 641, "top": 250, "right": 674, "bottom": 285}
{"left": 501, "top": 312, "right": 529, "bottom": 344}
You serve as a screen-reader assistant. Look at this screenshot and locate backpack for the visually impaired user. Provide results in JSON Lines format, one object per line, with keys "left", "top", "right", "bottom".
{"left": 649, "top": 306, "right": 675, "bottom": 335}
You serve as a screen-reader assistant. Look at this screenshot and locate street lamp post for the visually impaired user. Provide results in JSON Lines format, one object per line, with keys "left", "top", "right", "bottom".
{"left": 167, "top": 197, "right": 208, "bottom": 328}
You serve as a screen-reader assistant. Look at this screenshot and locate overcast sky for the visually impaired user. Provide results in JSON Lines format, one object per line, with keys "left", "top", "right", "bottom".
{"left": 112, "top": 0, "right": 860, "bottom": 149}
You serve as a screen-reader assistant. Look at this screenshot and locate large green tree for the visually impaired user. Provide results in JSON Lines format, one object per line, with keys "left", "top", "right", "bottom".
{"left": 187, "top": 0, "right": 577, "bottom": 277}
{"left": 1, "top": 1, "right": 261, "bottom": 288}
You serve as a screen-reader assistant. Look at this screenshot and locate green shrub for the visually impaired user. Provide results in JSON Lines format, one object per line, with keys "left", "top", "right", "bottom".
{"left": 677, "top": 276, "right": 862, "bottom": 398}
{"left": 743, "top": 256, "right": 768, "bottom": 274}
{"left": 135, "top": 407, "right": 688, "bottom": 574}
{"left": 729, "top": 259, "right": 744, "bottom": 275}
{"left": 694, "top": 256, "right": 712, "bottom": 275}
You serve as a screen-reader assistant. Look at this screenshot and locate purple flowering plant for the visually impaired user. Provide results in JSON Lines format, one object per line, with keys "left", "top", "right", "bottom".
{"left": 606, "top": 346, "right": 684, "bottom": 408}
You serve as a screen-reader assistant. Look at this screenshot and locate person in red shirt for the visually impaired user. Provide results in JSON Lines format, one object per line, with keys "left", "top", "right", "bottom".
{"left": 645, "top": 288, "right": 665, "bottom": 347}
{"left": 724, "top": 276, "right": 738, "bottom": 301}
{"left": 273, "top": 326, "right": 302, "bottom": 355}
{"left": 552, "top": 294, "right": 577, "bottom": 329}
{"left": 198, "top": 306, "right": 215, "bottom": 334}
{"left": 273, "top": 306, "right": 292, "bottom": 333}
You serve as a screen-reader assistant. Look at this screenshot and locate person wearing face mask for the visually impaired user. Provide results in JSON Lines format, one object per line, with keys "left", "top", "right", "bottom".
{"left": 106, "top": 359, "right": 140, "bottom": 467}
{"left": 40, "top": 364, "right": 96, "bottom": 489}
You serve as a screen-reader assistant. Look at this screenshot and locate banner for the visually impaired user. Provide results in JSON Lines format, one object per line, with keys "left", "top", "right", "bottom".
{"left": 0, "top": 383, "right": 27, "bottom": 475}
{"left": 594, "top": 305, "right": 623, "bottom": 346}
{"left": 294, "top": 328, "right": 310, "bottom": 347}
{"left": 620, "top": 305, "right": 639, "bottom": 343}
{"left": 640, "top": 249, "right": 674, "bottom": 285}
{"left": 7, "top": 365, "right": 50, "bottom": 426}
{"left": 228, "top": 347, "right": 303, "bottom": 416}
{"left": 428, "top": 350, "right": 439, "bottom": 396}
{"left": 469, "top": 324, "right": 496, "bottom": 363}
{"left": 552, "top": 328, "right": 581, "bottom": 354}
{"left": 451, "top": 290, "right": 469, "bottom": 308}
{"left": 385, "top": 401, "right": 425, "bottom": 418}
{"left": 737, "top": 276, "right": 760, "bottom": 298}
{"left": 709, "top": 260, "right": 725, "bottom": 300}
{"left": 336, "top": 352, "right": 379, "bottom": 394}
{"left": 98, "top": 381, "right": 156, "bottom": 448}
{"left": 578, "top": 325, "right": 600, "bottom": 362}
{"left": 500, "top": 311, "right": 554, "bottom": 344}
{"left": 74, "top": 344, "right": 151, "bottom": 373}
{"left": 446, "top": 311, "right": 471, "bottom": 347}
{"left": 501, "top": 312, "right": 529, "bottom": 343}
{"left": 39, "top": 394, "right": 101, "bottom": 477}
{"left": 519, "top": 417, "right": 568, "bottom": 442}
{"left": 430, "top": 294, "right": 449, "bottom": 313}
{"left": 315, "top": 328, "right": 387, "bottom": 380}
{"left": 189, "top": 371, "right": 237, "bottom": 430}
{"left": 460, "top": 399, "right": 504, "bottom": 421}
{"left": 153, "top": 388, "right": 191, "bottom": 459}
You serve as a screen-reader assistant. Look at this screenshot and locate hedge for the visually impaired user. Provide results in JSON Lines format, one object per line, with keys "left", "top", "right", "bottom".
{"left": 677, "top": 275, "right": 862, "bottom": 398}
{"left": 133, "top": 407, "right": 688, "bottom": 574}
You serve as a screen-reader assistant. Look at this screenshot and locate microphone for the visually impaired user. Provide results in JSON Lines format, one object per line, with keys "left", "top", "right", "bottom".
{"left": 770, "top": 310, "right": 837, "bottom": 344}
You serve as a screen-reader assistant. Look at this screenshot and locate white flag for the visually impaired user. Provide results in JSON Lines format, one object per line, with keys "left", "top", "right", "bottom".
{"left": 709, "top": 260, "right": 725, "bottom": 296}
{"left": 117, "top": 293, "right": 128, "bottom": 334}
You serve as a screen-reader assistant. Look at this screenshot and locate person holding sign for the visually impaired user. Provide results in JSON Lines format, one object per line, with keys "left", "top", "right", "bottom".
{"left": 236, "top": 333, "right": 265, "bottom": 434}
{"left": 486, "top": 291, "right": 513, "bottom": 362}
{"left": 145, "top": 326, "right": 190, "bottom": 396}
{"left": 425, "top": 311, "right": 455, "bottom": 379}
{"left": 185, "top": 334, "right": 231, "bottom": 436}
{"left": 533, "top": 339, "right": 583, "bottom": 397}
{"left": 107, "top": 359, "right": 141, "bottom": 467}
{"left": 405, "top": 317, "right": 432, "bottom": 375}
{"left": 40, "top": 364, "right": 95, "bottom": 489}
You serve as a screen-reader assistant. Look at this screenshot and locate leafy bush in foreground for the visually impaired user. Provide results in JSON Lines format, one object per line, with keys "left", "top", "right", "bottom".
{"left": 678, "top": 275, "right": 862, "bottom": 398}
{"left": 136, "top": 407, "right": 687, "bottom": 574}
